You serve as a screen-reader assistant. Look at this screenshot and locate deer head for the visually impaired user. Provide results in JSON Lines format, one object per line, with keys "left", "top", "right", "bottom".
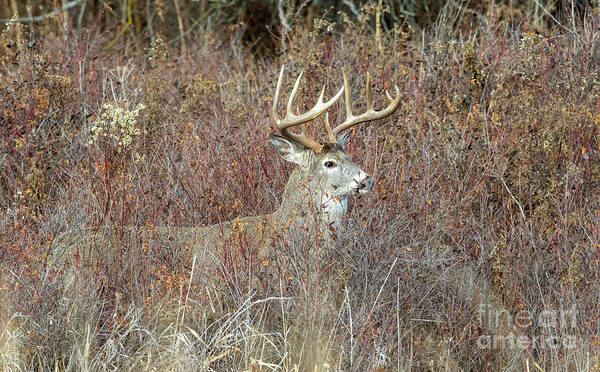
{"left": 269, "top": 66, "right": 401, "bottom": 223}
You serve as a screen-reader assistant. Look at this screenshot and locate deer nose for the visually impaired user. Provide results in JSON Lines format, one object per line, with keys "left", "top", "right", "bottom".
{"left": 358, "top": 176, "right": 375, "bottom": 191}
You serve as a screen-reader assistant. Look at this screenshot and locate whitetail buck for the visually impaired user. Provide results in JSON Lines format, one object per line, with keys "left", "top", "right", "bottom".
{"left": 50, "top": 67, "right": 522, "bottom": 368}
{"left": 51, "top": 66, "right": 400, "bottom": 278}
{"left": 177, "top": 66, "right": 402, "bottom": 256}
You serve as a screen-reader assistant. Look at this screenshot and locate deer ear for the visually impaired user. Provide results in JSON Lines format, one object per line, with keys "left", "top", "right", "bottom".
{"left": 269, "top": 134, "right": 307, "bottom": 165}
{"left": 336, "top": 131, "right": 352, "bottom": 149}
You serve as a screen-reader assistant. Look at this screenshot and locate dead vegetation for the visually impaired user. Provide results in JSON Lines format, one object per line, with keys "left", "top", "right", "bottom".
{"left": 1, "top": 1, "right": 600, "bottom": 371}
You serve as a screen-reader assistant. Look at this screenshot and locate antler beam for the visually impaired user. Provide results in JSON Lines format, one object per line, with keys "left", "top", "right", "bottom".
{"left": 272, "top": 66, "right": 344, "bottom": 152}
{"left": 272, "top": 66, "right": 401, "bottom": 150}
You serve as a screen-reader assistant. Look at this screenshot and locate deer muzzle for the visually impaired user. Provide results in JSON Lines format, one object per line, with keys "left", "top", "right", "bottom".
{"left": 355, "top": 173, "right": 375, "bottom": 194}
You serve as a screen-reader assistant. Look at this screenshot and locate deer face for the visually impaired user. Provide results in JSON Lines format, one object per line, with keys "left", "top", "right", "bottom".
{"left": 268, "top": 65, "right": 399, "bottom": 216}
{"left": 269, "top": 134, "right": 374, "bottom": 198}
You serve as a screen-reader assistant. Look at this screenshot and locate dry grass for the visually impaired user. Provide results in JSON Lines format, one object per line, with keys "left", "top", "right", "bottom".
{"left": 2, "top": 1, "right": 600, "bottom": 371}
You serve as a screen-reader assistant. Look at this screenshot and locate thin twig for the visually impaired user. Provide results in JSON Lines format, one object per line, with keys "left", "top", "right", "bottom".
{"left": 532, "top": 0, "right": 575, "bottom": 35}
{"left": 500, "top": 175, "right": 527, "bottom": 222}
{"left": 375, "top": 0, "right": 383, "bottom": 54}
{"left": 370, "top": 257, "right": 398, "bottom": 315}
{"left": 180, "top": 254, "right": 196, "bottom": 327}
{"left": 344, "top": 285, "right": 354, "bottom": 366}
{"left": 172, "top": 0, "right": 186, "bottom": 54}
{"left": 277, "top": 0, "right": 291, "bottom": 31}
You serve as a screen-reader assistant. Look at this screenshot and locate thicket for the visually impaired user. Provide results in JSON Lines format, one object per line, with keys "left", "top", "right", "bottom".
{"left": 1, "top": 1, "right": 600, "bottom": 371}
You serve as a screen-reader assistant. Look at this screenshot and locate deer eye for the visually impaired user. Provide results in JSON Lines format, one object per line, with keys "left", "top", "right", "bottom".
{"left": 324, "top": 161, "right": 336, "bottom": 168}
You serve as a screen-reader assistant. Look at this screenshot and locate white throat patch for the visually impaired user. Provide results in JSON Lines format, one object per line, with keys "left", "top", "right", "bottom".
{"left": 321, "top": 194, "right": 348, "bottom": 217}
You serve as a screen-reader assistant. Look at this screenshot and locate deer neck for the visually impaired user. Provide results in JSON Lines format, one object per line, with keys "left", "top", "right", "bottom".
{"left": 273, "top": 167, "right": 348, "bottom": 230}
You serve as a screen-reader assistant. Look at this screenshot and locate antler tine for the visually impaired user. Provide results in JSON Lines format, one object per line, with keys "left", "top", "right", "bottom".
{"left": 324, "top": 112, "right": 336, "bottom": 143}
{"left": 286, "top": 70, "right": 304, "bottom": 116}
{"left": 343, "top": 68, "right": 353, "bottom": 120}
{"left": 272, "top": 65, "right": 344, "bottom": 152}
{"left": 331, "top": 70, "right": 401, "bottom": 138}
{"left": 272, "top": 65, "right": 285, "bottom": 125}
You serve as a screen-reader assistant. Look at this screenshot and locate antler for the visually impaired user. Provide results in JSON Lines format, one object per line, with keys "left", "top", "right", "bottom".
{"left": 330, "top": 69, "right": 401, "bottom": 138}
{"left": 272, "top": 65, "right": 344, "bottom": 152}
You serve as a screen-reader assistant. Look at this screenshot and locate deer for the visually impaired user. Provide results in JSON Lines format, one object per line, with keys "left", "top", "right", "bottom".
{"left": 50, "top": 65, "right": 401, "bottom": 289}
{"left": 169, "top": 66, "right": 401, "bottom": 259}
{"left": 49, "top": 67, "right": 522, "bottom": 369}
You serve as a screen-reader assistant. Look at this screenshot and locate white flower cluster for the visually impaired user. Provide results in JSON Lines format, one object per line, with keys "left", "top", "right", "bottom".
{"left": 90, "top": 103, "right": 145, "bottom": 153}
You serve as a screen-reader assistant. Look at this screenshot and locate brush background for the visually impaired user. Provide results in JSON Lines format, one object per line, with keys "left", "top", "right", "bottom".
{"left": 1, "top": 1, "right": 600, "bottom": 370}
